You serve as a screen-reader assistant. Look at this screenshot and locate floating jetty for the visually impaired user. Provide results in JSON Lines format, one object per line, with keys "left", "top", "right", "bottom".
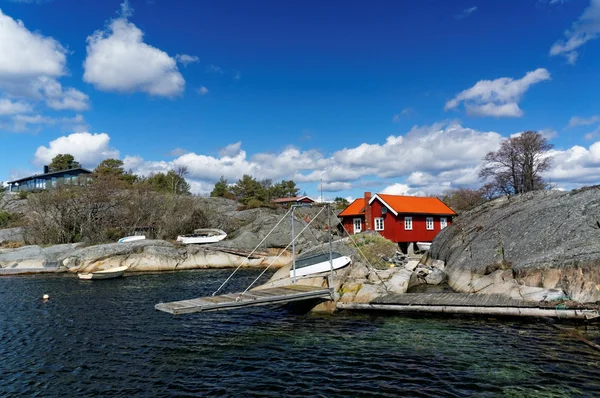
{"left": 155, "top": 285, "right": 332, "bottom": 315}
{"left": 337, "top": 292, "right": 600, "bottom": 321}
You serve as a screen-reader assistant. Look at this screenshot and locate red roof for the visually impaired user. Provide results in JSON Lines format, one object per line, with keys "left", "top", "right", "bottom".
{"left": 372, "top": 194, "right": 456, "bottom": 216}
{"left": 272, "top": 196, "right": 314, "bottom": 203}
{"left": 338, "top": 198, "right": 365, "bottom": 217}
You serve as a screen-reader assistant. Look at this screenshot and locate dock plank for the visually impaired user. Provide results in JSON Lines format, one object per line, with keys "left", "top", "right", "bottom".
{"left": 155, "top": 285, "right": 333, "bottom": 315}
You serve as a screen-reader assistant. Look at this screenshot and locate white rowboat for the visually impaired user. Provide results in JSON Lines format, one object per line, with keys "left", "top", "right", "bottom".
{"left": 78, "top": 265, "right": 129, "bottom": 280}
{"left": 177, "top": 229, "right": 227, "bottom": 245}
{"left": 118, "top": 235, "right": 146, "bottom": 243}
{"left": 290, "top": 252, "right": 351, "bottom": 278}
{"left": 416, "top": 242, "right": 432, "bottom": 251}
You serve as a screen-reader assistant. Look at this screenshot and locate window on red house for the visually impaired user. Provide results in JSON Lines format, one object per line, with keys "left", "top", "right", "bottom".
{"left": 426, "top": 217, "right": 434, "bottom": 230}
{"left": 404, "top": 217, "right": 412, "bottom": 230}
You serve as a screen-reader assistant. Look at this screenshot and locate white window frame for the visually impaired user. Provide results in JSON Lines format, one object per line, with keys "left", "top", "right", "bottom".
{"left": 353, "top": 218, "right": 362, "bottom": 234}
{"left": 440, "top": 217, "right": 447, "bottom": 230}
{"left": 374, "top": 217, "right": 384, "bottom": 231}
{"left": 426, "top": 217, "right": 434, "bottom": 230}
{"left": 404, "top": 216, "right": 413, "bottom": 231}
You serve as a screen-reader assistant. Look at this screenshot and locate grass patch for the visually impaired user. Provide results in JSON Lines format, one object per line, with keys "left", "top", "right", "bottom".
{"left": 352, "top": 233, "right": 398, "bottom": 270}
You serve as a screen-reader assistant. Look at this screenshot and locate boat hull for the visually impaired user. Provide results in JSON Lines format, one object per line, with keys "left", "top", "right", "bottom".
{"left": 290, "top": 254, "right": 351, "bottom": 278}
{"left": 78, "top": 265, "right": 128, "bottom": 280}
{"left": 416, "top": 242, "right": 431, "bottom": 251}
{"left": 118, "top": 235, "right": 146, "bottom": 243}
{"left": 176, "top": 229, "right": 227, "bottom": 245}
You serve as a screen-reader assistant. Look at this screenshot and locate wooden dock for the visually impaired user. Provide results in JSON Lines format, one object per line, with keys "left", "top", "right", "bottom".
{"left": 336, "top": 293, "right": 600, "bottom": 320}
{"left": 155, "top": 285, "right": 332, "bottom": 315}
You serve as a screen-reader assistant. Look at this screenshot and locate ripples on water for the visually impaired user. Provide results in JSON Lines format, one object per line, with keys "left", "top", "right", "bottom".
{"left": 1, "top": 269, "right": 600, "bottom": 397}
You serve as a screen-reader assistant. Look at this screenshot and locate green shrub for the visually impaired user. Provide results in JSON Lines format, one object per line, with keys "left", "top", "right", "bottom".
{"left": 17, "top": 191, "right": 28, "bottom": 200}
{"left": 246, "top": 198, "right": 263, "bottom": 209}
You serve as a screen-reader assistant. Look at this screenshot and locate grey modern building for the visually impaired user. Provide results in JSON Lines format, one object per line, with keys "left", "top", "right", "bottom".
{"left": 6, "top": 166, "right": 92, "bottom": 192}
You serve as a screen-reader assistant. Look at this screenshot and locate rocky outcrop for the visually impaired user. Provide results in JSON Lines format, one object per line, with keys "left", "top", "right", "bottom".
{"left": 430, "top": 186, "right": 600, "bottom": 303}
{"left": 0, "top": 243, "right": 80, "bottom": 269}
{"left": 0, "top": 240, "right": 292, "bottom": 274}
{"left": 0, "top": 227, "right": 23, "bottom": 244}
{"left": 258, "top": 239, "right": 448, "bottom": 312}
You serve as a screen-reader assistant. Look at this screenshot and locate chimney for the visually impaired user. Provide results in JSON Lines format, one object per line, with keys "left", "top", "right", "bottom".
{"left": 364, "top": 191, "right": 372, "bottom": 231}
{"left": 43, "top": 165, "right": 49, "bottom": 174}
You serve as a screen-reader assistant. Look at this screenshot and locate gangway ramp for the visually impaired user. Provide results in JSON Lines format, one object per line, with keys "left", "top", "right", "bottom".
{"left": 155, "top": 285, "right": 332, "bottom": 315}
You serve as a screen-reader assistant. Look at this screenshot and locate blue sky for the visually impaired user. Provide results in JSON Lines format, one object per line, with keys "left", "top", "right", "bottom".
{"left": 0, "top": 0, "right": 599, "bottom": 198}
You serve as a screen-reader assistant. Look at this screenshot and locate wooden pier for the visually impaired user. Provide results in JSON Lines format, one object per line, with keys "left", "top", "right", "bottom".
{"left": 155, "top": 285, "right": 332, "bottom": 315}
{"left": 337, "top": 293, "right": 600, "bottom": 320}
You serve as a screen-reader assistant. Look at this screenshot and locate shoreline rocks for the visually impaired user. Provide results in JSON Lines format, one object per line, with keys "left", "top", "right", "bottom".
{"left": 0, "top": 239, "right": 292, "bottom": 275}
{"left": 431, "top": 186, "right": 600, "bottom": 303}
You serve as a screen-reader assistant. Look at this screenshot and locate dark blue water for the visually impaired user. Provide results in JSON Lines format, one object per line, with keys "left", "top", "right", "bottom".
{"left": 1, "top": 269, "right": 600, "bottom": 397}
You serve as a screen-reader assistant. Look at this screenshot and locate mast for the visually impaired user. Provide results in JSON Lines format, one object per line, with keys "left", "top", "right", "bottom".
{"left": 328, "top": 202, "right": 334, "bottom": 291}
{"left": 291, "top": 205, "right": 296, "bottom": 283}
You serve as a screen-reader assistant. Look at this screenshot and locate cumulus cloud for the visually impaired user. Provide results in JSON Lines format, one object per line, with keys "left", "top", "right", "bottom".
{"left": 11, "top": 113, "right": 87, "bottom": 133}
{"left": 175, "top": 54, "right": 199, "bottom": 67}
{"left": 568, "top": 114, "right": 600, "bottom": 127}
{"left": 0, "top": 9, "right": 66, "bottom": 80}
{"left": 34, "top": 123, "right": 600, "bottom": 195}
{"left": 197, "top": 86, "right": 209, "bottom": 95}
{"left": 118, "top": 122, "right": 502, "bottom": 195}
{"left": 33, "top": 132, "right": 120, "bottom": 167}
{"left": 0, "top": 9, "right": 88, "bottom": 113}
{"left": 0, "top": 98, "right": 32, "bottom": 115}
{"left": 33, "top": 77, "right": 89, "bottom": 111}
{"left": 445, "top": 68, "right": 551, "bottom": 117}
{"left": 550, "top": 0, "right": 600, "bottom": 64}
{"left": 545, "top": 141, "right": 600, "bottom": 185}
{"left": 83, "top": 2, "right": 185, "bottom": 97}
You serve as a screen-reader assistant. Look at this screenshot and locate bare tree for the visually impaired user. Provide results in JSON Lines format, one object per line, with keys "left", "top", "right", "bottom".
{"left": 479, "top": 131, "right": 553, "bottom": 196}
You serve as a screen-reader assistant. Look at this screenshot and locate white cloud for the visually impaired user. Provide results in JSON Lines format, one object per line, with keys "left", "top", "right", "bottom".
{"left": 550, "top": 0, "right": 600, "bottom": 64}
{"left": 11, "top": 113, "right": 87, "bottom": 133}
{"left": 33, "top": 132, "right": 120, "bottom": 168}
{"left": 321, "top": 182, "right": 352, "bottom": 192}
{"left": 205, "top": 64, "right": 224, "bottom": 74}
{"left": 168, "top": 148, "right": 190, "bottom": 157}
{"left": 545, "top": 141, "right": 600, "bottom": 185}
{"left": 33, "top": 77, "right": 89, "bottom": 111}
{"left": 456, "top": 6, "right": 478, "bottom": 19}
{"left": 445, "top": 68, "right": 551, "bottom": 117}
{"left": 32, "top": 124, "right": 600, "bottom": 195}
{"left": 0, "top": 9, "right": 66, "bottom": 80}
{"left": 83, "top": 3, "right": 184, "bottom": 97}
{"left": 218, "top": 141, "right": 242, "bottom": 157}
{"left": 392, "top": 107, "right": 415, "bottom": 122}
{"left": 0, "top": 98, "right": 32, "bottom": 115}
{"left": 568, "top": 114, "right": 600, "bottom": 127}
{"left": 175, "top": 54, "right": 199, "bottom": 67}
{"left": 197, "top": 86, "right": 209, "bottom": 95}
{"left": 0, "top": 9, "right": 88, "bottom": 113}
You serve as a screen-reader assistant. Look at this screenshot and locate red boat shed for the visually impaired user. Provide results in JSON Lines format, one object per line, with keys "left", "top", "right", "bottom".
{"left": 339, "top": 192, "right": 456, "bottom": 245}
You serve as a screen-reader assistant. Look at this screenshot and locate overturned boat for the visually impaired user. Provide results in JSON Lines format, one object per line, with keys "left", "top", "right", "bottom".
{"left": 290, "top": 252, "right": 351, "bottom": 278}
{"left": 176, "top": 228, "right": 227, "bottom": 245}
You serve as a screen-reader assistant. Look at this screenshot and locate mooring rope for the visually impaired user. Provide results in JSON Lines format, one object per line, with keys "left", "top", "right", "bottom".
{"left": 238, "top": 205, "right": 327, "bottom": 298}
{"left": 338, "top": 223, "right": 390, "bottom": 291}
{"left": 211, "top": 207, "right": 293, "bottom": 296}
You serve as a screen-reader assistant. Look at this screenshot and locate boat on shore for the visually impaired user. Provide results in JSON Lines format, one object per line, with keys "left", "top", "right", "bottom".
{"left": 176, "top": 229, "right": 227, "bottom": 245}
{"left": 77, "top": 265, "right": 129, "bottom": 280}
{"left": 118, "top": 235, "right": 146, "bottom": 243}
{"left": 416, "top": 242, "right": 432, "bottom": 251}
{"left": 290, "top": 252, "right": 351, "bottom": 278}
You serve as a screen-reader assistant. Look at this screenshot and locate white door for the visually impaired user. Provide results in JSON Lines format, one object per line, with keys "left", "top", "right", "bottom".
{"left": 353, "top": 218, "right": 362, "bottom": 234}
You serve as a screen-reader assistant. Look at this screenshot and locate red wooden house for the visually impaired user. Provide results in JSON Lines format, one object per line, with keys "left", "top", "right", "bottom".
{"left": 272, "top": 196, "right": 315, "bottom": 206}
{"left": 339, "top": 192, "right": 456, "bottom": 246}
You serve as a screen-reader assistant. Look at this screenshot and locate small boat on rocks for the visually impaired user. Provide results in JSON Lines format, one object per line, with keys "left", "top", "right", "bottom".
{"left": 176, "top": 229, "right": 227, "bottom": 245}
{"left": 77, "top": 265, "right": 129, "bottom": 280}
{"left": 290, "top": 252, "right": 351, "bottom": 278}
